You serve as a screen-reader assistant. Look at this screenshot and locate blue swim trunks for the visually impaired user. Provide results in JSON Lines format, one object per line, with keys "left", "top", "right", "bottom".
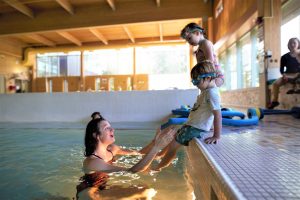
{"left": 175, "top": 125, "right": 206, "bottom": 146}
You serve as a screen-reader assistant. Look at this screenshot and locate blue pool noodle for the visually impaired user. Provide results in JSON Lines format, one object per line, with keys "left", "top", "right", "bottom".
{"left": 162, "top": 109, "right": 258, "bottom": 129}
{"left": 172, "top": 109, "right": 246, "bottom": 119}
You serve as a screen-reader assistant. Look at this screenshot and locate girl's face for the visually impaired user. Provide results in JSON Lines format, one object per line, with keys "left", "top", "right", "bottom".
{"left": 184, "top": 31, "right": 202, "bottom": 46}
{"left": 98, "top": 120, "right": 115, "bottom": 144}
{"left": 288, "top": 39, "right": 300, "bottom": 51}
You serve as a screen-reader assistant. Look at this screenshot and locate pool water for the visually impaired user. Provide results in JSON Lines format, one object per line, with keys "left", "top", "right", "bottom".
{"left": 0, "top": 123, "right": 192, "bottom": 200}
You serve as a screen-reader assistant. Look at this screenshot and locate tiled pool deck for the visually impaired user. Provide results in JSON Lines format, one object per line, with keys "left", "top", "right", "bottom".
{"left": 187, "top": 115, "right": 300, "bottom": 200}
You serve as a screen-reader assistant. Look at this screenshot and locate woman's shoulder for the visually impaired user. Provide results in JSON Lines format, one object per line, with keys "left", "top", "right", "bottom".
{"left": 282, "top": 53, "right": 291, "bottom": 58}
{"left": 83, "top": 156, "right": 106, "bottom": 174}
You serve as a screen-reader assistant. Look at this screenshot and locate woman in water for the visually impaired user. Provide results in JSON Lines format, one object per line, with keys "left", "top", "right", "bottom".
{"left": 76, "top": 116, "right": 175, "bottom": 199}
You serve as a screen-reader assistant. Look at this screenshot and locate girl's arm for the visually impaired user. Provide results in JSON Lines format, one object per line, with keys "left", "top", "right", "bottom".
{"left": 202, "top": 40, "right": 224, "bottom": 87}
{"left": 202, "top": 40, "right": 215, "bottom": 62}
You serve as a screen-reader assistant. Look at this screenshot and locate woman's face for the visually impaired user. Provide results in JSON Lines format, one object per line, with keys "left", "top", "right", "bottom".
{"left": 288, "top": 39, "right": 300, "bottom": 51}
{"left": 98, "top": 120, "right": 115, "bottom": 144}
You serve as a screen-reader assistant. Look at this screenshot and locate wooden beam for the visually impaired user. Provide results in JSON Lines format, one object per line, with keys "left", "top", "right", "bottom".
{"left": 106, "top": 0, "right": 116, "bottom": 11}
{"left": 0, "top": 0, "right": 212, "bottom": 36}
{"left": 3, "top": 0, "right": 34, "bottom": 18}
{"left": 26, "top": 34, "right": 56, "bottom": 47}
{"left": 156, "top": 0, "right": 161, "bottom": 7}
{"left": 57, "top": 31, "right": 82, "bottom": 46}
{"left": 123, "top": 26, "right": 135, "bottom": 43}
{"left": 55, "top": 0, "right": 75, "bottom": 15}
{"left": 89, "top": 28, "right": 108, "bottom": 45}
{"left": 159, "top": 23, "right": 163, "bottom": 42}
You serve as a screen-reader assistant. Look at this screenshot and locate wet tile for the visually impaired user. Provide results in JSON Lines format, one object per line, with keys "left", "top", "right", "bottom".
{"left": 194, "top": 115, "right": 300, "bottom": 199}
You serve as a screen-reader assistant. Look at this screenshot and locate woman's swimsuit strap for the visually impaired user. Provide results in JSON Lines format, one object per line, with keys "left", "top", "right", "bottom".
{"left": 91, "top": 150, "right": 114, "bottom": 160}
{"left": 91, "top": 153, "right": 103, "bottom": 160}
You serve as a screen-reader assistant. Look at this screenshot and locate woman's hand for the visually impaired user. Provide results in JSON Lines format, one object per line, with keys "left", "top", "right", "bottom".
{"left": 153, "top": 128, "right": 176, "bottom": 150}
{"left": 154, "top": 128, "right": 162, "bottom": 141}
{"left": 282, "top": 74, "right": 289, "bottom": 83}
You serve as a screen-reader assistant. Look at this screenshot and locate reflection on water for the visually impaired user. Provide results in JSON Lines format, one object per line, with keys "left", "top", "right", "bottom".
{"left": 0, "top": 125, "right": 192, "bottom": 200}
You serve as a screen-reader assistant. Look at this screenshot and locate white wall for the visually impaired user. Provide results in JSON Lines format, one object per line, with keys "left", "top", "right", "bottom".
{"left": 0, "top": 89, "right": 198, "bottom": 123}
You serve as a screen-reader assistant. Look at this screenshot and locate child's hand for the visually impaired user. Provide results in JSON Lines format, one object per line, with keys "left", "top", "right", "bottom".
{"left": 204, "top": 136, "right": 219, "bottom": 144}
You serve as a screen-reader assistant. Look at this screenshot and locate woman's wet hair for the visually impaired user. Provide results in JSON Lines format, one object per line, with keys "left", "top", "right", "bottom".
{"left": 180, "top": 22, "right": 206, "bottom": 39}
{"left": 287, "top": 37, "right": 300, "bottom": 50}
{"left": 84, "top": 118, "right": 106, "bottom": 157}
{"left": 91, "top": 111, "right": 104, "bottom": 119}
{"left": 191, "top": 60, "right": 216, "bottom": 80}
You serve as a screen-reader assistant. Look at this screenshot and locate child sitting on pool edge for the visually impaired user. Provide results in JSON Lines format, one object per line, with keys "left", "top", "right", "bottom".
{"left": 153, "top": 60, "right": 222, "bottom": 171}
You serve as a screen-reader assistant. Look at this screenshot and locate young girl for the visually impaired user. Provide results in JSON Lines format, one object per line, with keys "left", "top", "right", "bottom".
{"left": 153, "top": 60, "right": 222, "bottom": 171}
{"left": 181, "top": 23, "right": 224, "bottom": 87}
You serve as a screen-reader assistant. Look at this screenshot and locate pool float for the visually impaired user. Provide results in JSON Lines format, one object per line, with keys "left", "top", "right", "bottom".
{"left": 172, "top": 105, "right": 190, "bottom": 117}
{"left": 247, "top": 107, "right": 300, "bottom": 120}
{"left": 221, "top": 111, "right": 245, "bottom": 119}
{"left": 161, "top": 118, "right": 187, "bottom": 129}
{"left": 163, "top": 106, "right": 258, "bottom": 129}
{"left": 161, "top": 111, "right": 258, "bottom": 129}
{"left": 222, "top": 108, "right": 258, "bottom": 126}
{"left": 172, "top": 106, "right": 245, "bottom": 119}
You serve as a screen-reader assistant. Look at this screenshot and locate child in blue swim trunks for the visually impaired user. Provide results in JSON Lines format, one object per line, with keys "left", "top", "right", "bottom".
{"left": 153, "top": 60, "right": 222, "bottom": 171}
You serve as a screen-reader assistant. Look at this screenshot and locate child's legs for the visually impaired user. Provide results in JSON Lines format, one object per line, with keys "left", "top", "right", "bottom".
{"left": 155, "top": 125, "right": 204, "bottom": 171}
{"left": 154, "top": 139, "right": 181, "bottom": 170}
{"left": 157, "top": 143, "right": 170, "bottom": 158}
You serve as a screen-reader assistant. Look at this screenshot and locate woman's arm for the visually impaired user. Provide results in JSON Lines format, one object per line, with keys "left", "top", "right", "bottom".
{"left": 110, "top": 128, "right": 166, "bottom": 156}
{"left": 129, "top": 129, "right": 176, "bottom": 173}
{"left": 109, "top": 144, "right": 140, "bottom": 156}
{"left": 138, "top": 128, "right": 165, "bottom": 154}
{"left": 85, "top": 129, "right": 175, "bottom": 174}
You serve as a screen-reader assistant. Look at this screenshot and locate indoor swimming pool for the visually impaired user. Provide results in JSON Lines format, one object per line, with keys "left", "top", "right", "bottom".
{"left": 0, "top": 122, "right": 193, "bottom": 200}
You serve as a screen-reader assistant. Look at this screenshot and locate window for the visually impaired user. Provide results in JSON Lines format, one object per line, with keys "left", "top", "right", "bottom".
{"left": 218, "top": 28, "right": 259, "bottom": 90}
{"left": 281, "top": 0, "right": 300, "bottom": 55}
{"left": 36, "top": 45, "right": 191, "bottom": 90}
{"left": 228, "top": 45, "right": 237, "bottom": 90}
{"left": 84, "top": 48, "right": 133, "bottom": 75}
{"left": 241, "top": 33, "right": 251, "bottom": 88}
{"left": 36, "top": 52, "right": 80, "bottom": 77}
{"left": 281, "top": 15, "right": 300, "bottom": 55}
{"left": 136, "top": 45, "right": 190, "bottom": 90}
{"left": 218, "top": 52, "right": 227, "bottom": 91}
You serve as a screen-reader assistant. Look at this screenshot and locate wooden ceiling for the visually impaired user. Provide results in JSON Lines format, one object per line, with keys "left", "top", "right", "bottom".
{"left": 0, "top": 0, "right": 212, "bottom": 48}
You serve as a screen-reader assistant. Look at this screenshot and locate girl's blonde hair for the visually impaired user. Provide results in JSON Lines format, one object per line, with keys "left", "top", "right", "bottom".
{"left": 287, "top": 37, "right": 300, "bottom": 51}
{"left": 190, "top": 60, "right": 216, "bottom": 79}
